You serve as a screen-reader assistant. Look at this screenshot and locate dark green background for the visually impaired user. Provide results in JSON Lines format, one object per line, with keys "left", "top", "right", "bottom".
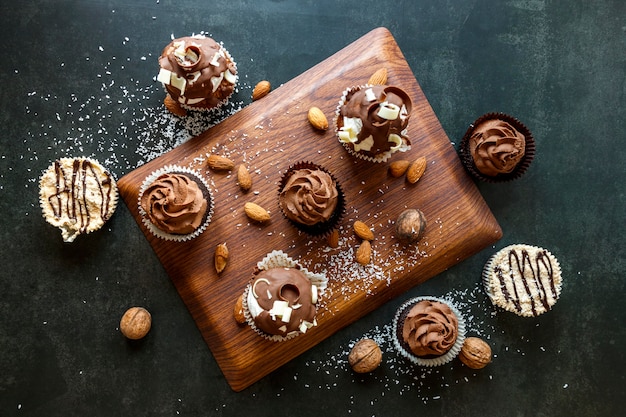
{"left": 1, "top": 0, "right": 624, "bottom": 415}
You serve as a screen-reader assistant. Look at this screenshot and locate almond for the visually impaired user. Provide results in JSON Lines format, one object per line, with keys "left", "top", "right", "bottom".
{"left": 389, "top": 159, "right": 410, "bottom": 178}
{"left": 367, "top": 67, "right": 388, "bottom": 85}
{"left": 244, "top": 202, "right": 270, "bottom": 223}
{"left": 252, "top": 80, "right": 271, "bottom": 101}
{"left": 307, "top": 106, "right": 328, "bottom": 131}
{"left": 355, "top": 239, "right": 371, "bottom": 265}
{"left": 327, "top": 229, "right": 339, "bottom": 248}
{"left": 406, "top": 156, "right": 427, "bottom": 184}
{"left": 233, "top": 294, "right": 246, "bottom": 325}
{"left": 207, "top": 154, "right": 235, "bottom": 171}
{"left": 164, "top": 94, "right": 187, "bottom": 117}
{"left": 237, "top": 164, "right": 252, "bottom": 192}
{"left": 214, "top": 243, "right": 229, "bottom": 274}
{"left": 353, "top": 220, "right": 374, "bottom": 241}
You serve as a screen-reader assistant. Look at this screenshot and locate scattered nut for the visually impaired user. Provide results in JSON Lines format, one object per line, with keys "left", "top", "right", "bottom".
{"left": 237, "top": 164, "right": 252, "bottom": 192}
{"left": 307, "top": 106, "right": 329, "bottom": 131}
{"left": 164, "top": 95, "right": 187, "bottom": 117}
{"left": 252, "top": 80, "right": 271, "bottom": 101}
{"left": 353, "top": 220, "right": 374, "bottom": 241}
{"left": 406, "top": 156, "right": 427, "bottom": 184}
{"left": 459, "top": 337, "right": 492, "bottom": 369}
{"left": 233, "top": 294, "right": 246, "bottom": 325}
{"left": 214, "top": 243, "right": 229, "bottom": 274}
{"left": 120, "top": 307, "right": 152, "bottom": 340}
{"left": 207, "top": 154, "right": 235, "bottom": 171}
{"left": 244, "top": 202, "right": 271, "bottom": 223}
{"left": 367, "top": 67, "right": 388, "bottom": 85}
{"left": 395, "top": 208, "right": 427, "bottom": 244}
{"left": 349, "top": 338, "right": 383, "bottom": 373}
{"left": 355, "top": 239, "right": 372, "bottom": 265}
{"left": 327, "top": 229, "right": 339, "bottom": 248}
{"left": 389, "top": 159, "right": 410, "bottom": 178}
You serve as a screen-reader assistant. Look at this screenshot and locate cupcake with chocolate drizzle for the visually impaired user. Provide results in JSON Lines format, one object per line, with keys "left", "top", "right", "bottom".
{"left": 242, "top": 250, "right": 327, "bottom": 341}
{"left": 157, "top": 34, "right": 238, "bottom": 112}
{"left": 138, "top": 165, "right": 213, "bottom": 242}
{"left": 39, "top": 157, "right": 118, "bottom": 242}
{"left": 278, "top": 162, "right": 345, "bottom": 238}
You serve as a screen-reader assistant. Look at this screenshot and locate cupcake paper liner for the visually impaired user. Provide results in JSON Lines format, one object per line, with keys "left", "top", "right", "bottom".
{"left": 278, "top": 161, "right": 346, "bottom": 238}
{"left": 334, "top": 85, "right": 411, "bottom": 163}
{"left": 459, "top": 112, "right": 536, "bottom": 183}
{"left": 138, "top": 165, "right": 214, "bottom": 242}
{"left": 39, "top": 156, "right": 119, "bottom": 243}
{"left": 482, "top": 244, "right": 562, "bottom": 317}
{"left": 392, "top": 296, "right": 466, "bottom": 367}
{"left": 242, "top": 250, "right": 327, "bottom": 342}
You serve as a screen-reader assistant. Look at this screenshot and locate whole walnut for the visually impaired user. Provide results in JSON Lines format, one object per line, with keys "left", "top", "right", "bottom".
{"left": 394, "top": 208, "right": 427, "bottom": 244}
{"left": 348, "top": 338, "right": 383, "bottom": 373}
{"left": 120, "top": 307, "right": 152, "bottom": 340}
{"left": 459, "top": 337, "right": 492, "bottom": 369}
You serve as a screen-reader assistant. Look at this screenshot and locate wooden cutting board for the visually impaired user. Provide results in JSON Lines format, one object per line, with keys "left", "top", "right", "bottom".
{"left": 118, "top": 27, "right": 502, "bottom": 391}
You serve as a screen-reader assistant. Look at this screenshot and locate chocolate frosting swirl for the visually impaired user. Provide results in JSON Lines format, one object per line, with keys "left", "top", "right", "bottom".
{"left": 402, "top": 300, "right": 458, "bottom": 357}
{"left": 469, "top": 119, "right": 526, "bottom": 176}
{"left": 140, "top": 173, "right": 207, "bottom": 235}
{"left": 279, "top": 169, "right": 338, "bottom": 226}
{"left": 338, "top": 85, "right": 412, "bottom": 157}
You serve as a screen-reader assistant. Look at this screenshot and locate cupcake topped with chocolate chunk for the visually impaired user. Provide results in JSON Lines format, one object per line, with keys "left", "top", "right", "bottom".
{"left": 460, "top": 112, "right": 535, "bottom": 182}
{"left": 157, "top": 34, "right": 237, "bottom": 112}
{"left": 335, "top": 85, "right": 412, "bottom": 162}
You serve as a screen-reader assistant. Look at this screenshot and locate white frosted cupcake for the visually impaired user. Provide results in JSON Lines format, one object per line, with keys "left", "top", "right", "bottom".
{"left": 482, "top": 244, "right": 562, "bottom": 317}
{"left": 39, "top": 157, "right": 118, "bottom": 242}
{"left": 392, "top": 296, "right": 466, "bottom": 367}
{"left": 334, "top": 84, "right": 412, "bottom": 163}
{"left": 242, "top": 250, "right": 327, "bottom": 342}
{"left": 138, "top": 165, "right": 213, "bottom": 242}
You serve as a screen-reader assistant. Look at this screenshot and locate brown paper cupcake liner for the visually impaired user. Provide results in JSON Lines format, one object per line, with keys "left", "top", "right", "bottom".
{"left": 334, "top": 85, "right": 411, "bottom": 163}
{"left": 138, "top": 165, "right": 214, "bottom": 242}
{"left": 242, "top": 250, "right": 327, "bottom": 342}
{"left": 392, "top": 296, "right": 466, "bottom": 367}
{"left": 459, "top": 112, "right": 535, "bottom": 183}
{"left": 278, "top": 161, "right": 346, "bottom": 238}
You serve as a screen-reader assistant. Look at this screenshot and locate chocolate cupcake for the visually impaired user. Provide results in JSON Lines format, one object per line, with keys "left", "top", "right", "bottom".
{"left": 483, "top": 244, "right": 562, "bottom": 317}
{"left": 278, "top": 162, "right": 345, "bottom": 237}
{"left": 335, "top": 84, "right": 412, "bottom": 163}
{"left": 156, "top": 34, "right": 238, "bottom": 112}
{"left": 138, "top": 165, "right": 214, "bottom": 241}
{"left": 459, "top": 112, "right": 535, "bottom": 182}
{"left": 392, "top": 296, "right": 466, "bottom": 366}
{"left": 39, "top": 157, "right": 118, "bottom": 242}
{"left": 241, "top": 250, "right": 328, "bottom": 342}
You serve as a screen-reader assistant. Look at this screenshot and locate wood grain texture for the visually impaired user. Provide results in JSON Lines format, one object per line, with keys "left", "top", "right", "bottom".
{"left": 118, "top": 27, "right": 502, "bottom": 391}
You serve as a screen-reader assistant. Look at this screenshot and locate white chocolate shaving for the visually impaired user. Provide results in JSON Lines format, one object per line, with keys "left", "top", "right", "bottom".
{"left": 292, "top": 303, "right": 302, "bottom": 310}
{"left": 365, "top": 88, "right": 376, "bottom": 101}
{"left": 281, "top": 306, "right": 292, "bottom": 323}
{"left": 338, "top": 117, "right": 362, "bottom": 144}
{"left": 388, "top": 134, "right": 403, "bottom": 151}
{"left": 278, "top": 325, "right": 287, "bottom": 333}
{"left": 353, "top": 135, "right": 374, "bottom": 152}
{"left": 377, "top": 102, "right": 400, "bottom": 120}
{"left": 311, "top": 285, "right": 318, "bottom": 304}
{"left": 269, "top": 300, "right": 289, "bottom": 321}
{"left": 224, "top": 69, "right": 237, "bottom": 84}
{"left": 210, "top": 73, "right": 224, "bottom": 92}
{"left": 251, "top": 277, "right": 271, "bottom": 298}
{"left": 188, "top": 71, "right": 201, "bottom": 83}
{"left": 209, "top": 51, "right": 221, "bottom": 67}
{"left": 170, "top": 74, "right": 186, "bottom": 95}
{"left": 185, "top": 97, "right": 204, "bottom": 105}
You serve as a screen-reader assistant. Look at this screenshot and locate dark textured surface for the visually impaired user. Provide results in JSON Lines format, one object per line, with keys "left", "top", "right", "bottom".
{"left": 1, "top": 0, "right": 624, "bottom": 416}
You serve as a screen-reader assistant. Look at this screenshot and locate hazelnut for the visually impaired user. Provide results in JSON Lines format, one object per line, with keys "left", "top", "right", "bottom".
{"left": 348, "top": 338, "right": 382, "bottom": 373}
{"left": 459, "top": 337, "right": 492, "bottom": 369}
{"left": 394, "top": 208, "right": 427, "bottom": 244}
{"left": 120, "top": 307, "right": 152, "bottom": 340}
